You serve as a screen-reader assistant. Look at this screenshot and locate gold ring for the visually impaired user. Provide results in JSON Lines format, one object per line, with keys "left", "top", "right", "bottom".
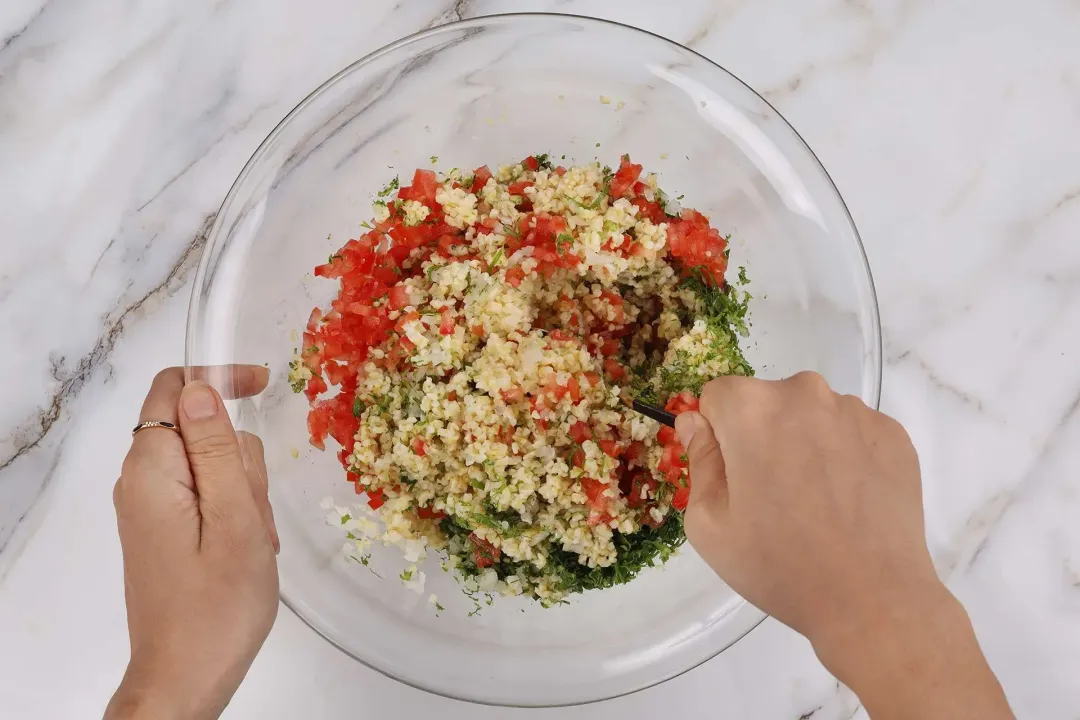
{"left": 132, "top": 420, "right": 181, "bottom": 437}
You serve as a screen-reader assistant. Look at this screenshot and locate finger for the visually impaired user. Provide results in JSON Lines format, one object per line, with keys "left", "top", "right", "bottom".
{"left": 128, "top": 368, "right": 193, "bottom": 493}
{"left": 136, "top": 367, "right": 184, "bottom": 426}
{"left": 237, "top": 431, "right": 280, "bottom": 553}
{"left": 675, "top": 411, "right": 728, "bottom": 511}
{"left": 177, "top": 381, "right": 263, "bottom": 544}
{"left": 187, "top": 364, "right": 270, "bottom": 400}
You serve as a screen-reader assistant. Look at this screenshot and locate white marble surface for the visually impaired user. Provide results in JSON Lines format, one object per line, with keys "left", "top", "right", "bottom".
{"left": 1, "top": 0, "right": 1079, "bottom": 717}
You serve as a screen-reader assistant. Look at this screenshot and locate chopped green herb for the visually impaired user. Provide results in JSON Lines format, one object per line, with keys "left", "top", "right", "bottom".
{"left": 400, "top": 569, "right": 414, "bottom": 582}
{"left": 430, "top": 155, "right": 439, "bottom": 164}
{"left": 490, "top": 248, "right": 504, "bottom": 267}
{"left": 377, "top": 176, "right": 400, "bottom": 198}
{"left": 353, "top": 397, "right": 366, "bottom": 417}
{"left": 555, "top": 233, "right": 575, "bottom": 255}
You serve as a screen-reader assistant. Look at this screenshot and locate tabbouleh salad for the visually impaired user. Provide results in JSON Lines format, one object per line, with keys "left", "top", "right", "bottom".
{"left": 290, "top": 153, "right": 752, "bottom": 608}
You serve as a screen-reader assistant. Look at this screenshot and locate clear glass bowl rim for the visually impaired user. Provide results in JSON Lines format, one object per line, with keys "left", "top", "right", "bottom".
{"left": 185, "top": 11, "right": 883, "bottom": 707}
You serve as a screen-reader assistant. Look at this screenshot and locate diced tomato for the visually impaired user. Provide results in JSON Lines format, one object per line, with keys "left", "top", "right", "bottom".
{"left": 470, "top": 324, "right": 486, "bottom": 337}
{"left": 622, "top": 469, "right": 659, "bottom": 508}
{"left": 665, "top": 391, "right": 700, "bottom": 415}
{"left": 598, "top": 439, "right": 622, "bottom": 458}
{"left": 412, "top": 437, "right": 427, "bottom": 457}
{"left": 579, "top": 477, "right": 608, "bottom": 508}
{"left": 417, "top": 505, "right": 445, "bottom": 520}
{"left": 554, "top": 166, "right": 567, "bottom": 176}
{"left": 549, "top": 329, "right": 576, "bottom": 342}
{"left": 500, "top": 387, "right": 524, "bottom": 403}
{"left": 667, "top": 208, "right": 730, "bottom": 285}
{"left": 570, "top": 448, "right": 585, "bottom": 467}
{"left": 624, "top": 441, "right": 647, "bottom": 467}
{"left": 439, "top": 307, "right": 455, "bottom": 335}
{"left": 569, "top": 421, "right": 592, "bottom": 444}
{"left": 304, "top": 373, "right": 328, "bottom": 403}
{"left": 584, "top": 371, "right": 602, "bottom": 387}
{"left": 470, "top": 165, "right": 493, "bottom": 193}
{"left": 658, "top": 442, "right": 689, "bottom": 485}
{"left": 387, "top": 284, "right": 410, "bottom": 310}
{"left": 598, "top": 290, "right": 626, "bottom": 323}
{"left": 630, "top": 196, "right": 666, "bottom": 225}
{"left": 603, "top": 357, "right": 627, "bottom": 382}
{"left": 366, "top": 488, "right": 387, "bottom": 510}
{"left": 566, "top": 375, "right": 581, "bottom": 403}
{"left": 672, "top": 480, "right": 691, "bottom": 511}
{"left": 657, "top": 426, "right": 676, "bottom": 445}
{"left": 469, "top": 533, "right": 501, "bottom": 568}
{"left": 523, "top": 155, "right": 540, "bottom": 171}
{"left": 508, "top": 180, "right": 533, "bottom": 196}
{"left": 609, "top": 154, "right": 644, "bottom": 198}
{"left": 505, "top": 265, "right": 525, "bottom": 288}
{"left": 307, "top": 403, "right": 331, "bottom": 450}
{"left": 397, "top": 168, "right": 440, "bottom": 208}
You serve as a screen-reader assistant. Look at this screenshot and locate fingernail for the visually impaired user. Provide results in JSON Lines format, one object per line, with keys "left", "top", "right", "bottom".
{"left": 181, "top": 382, "right": 219, "bottom": 420}
{"left": 675, "top": 412, "right": 705, "bottom": 447}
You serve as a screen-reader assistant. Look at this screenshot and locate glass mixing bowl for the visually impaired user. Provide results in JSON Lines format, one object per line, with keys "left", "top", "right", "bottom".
{"left": 185, "top": 13, "right": 881, "bottom": 707}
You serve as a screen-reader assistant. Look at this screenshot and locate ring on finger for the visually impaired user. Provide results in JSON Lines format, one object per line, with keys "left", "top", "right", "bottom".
{"left": 132, "top": 420, "right": 181, "bottom": 437}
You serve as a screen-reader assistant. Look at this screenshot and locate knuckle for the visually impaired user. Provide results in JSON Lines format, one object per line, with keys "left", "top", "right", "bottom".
{"left": 789, "top": 370, "right": 831, "bottom": 394}
{"left": 700, "top": 375, "right": 749, "bottom": 413}
{"left": 186, "top": 432, "right": 239, "bottom": 462}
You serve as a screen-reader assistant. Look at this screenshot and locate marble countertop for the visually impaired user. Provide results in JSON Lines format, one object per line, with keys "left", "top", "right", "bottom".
{"left": 1, "top": 0, "right": 1079, "bottom": 717}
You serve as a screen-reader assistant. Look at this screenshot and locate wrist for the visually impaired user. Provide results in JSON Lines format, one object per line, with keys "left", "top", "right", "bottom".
{"left": 813, "top": 581, "right": 968, "bottom": 689}
{"left": 104, "top": 682, "right": 182, "bottom": 720}
{"left": 105, "top": 662, "right": 188, "bottom": 720}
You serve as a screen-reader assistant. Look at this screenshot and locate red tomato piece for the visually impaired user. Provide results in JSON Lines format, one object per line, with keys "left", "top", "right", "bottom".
{"left": 505, "top": 265, "right": 525, "bottom": 288}
{"left": 367, "top": 488, "right": 387, "bottom": 510}
{"left": 624, "top": 441, "right": 647, "bottom": 467}
{"left": 549, "top": 329, "right": 576, "bottom": 342}
{"left": 500, "top": 387, "right": 524, "bottom": 403}
{"left": 570, "top": 448, "right": 585, "bottom": 467}
{"left": 307, "top": 403, "right": 331, "bottom": 450}
{"left": 412, "top": 437, "right": 427, "bottom": 457}
{"left": 664, "top": 391, "right": 700, "bottom": 415}
{"left": 603, "top": 357, "right": 627, "bottom": 382}
{"left": 657, "top": 426, "right": 676, "bottom": 445}
{"left": 609, "top": 154, "right": 644, "bottom": 198}
{"left": 566, "top": 375, "right": 581, "bottom": 403}
{"left": 584, "top": 371, "right": 602, "bottom": 387}
{"left": 469, "top": 533, "right": 501, "bottom": 568}
{"left": 417, "top": 506, "right": 445, "bottom": 520}
{"left": 598, "top": 439, "right": 622, "bottom": 458}
{"left": 470, "top": 165, "right": 493, "bottom": 193}
{"left": 387, "top": 284, "right": 410, "bottom": 310}
{"left": 507, "top": 180, "right": 534, "bottom": 196}
{"left": 439, "top": 307, "right": 455, "bottom": 335}
{"left": 398, "top": 168, "right": 440, "bottom": 207}
{"left": 672, "top": 479, "right": 691, "bottom": 511}
{"left": 569, "top": 421, "right": 592, "bottom": 444}
{"left": 523, "top": 155, "right": 540, "bottom": 171}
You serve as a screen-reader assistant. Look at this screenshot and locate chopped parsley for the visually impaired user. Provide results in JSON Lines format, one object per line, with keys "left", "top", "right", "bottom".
{"left": 377, "top": 176, "right": 400, "bottom": 198}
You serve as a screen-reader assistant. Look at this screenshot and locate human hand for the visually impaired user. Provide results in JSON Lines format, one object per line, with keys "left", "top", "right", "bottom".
{"left": 675, "top": 373, "right": 1012, "bottom": 719}
{"left": 105, "top": 367, "right": 279, "bottom": 720}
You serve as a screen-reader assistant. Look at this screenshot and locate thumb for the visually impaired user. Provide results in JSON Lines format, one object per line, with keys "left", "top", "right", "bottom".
{"left": 674, "top": 411, "right": 728, "bottom": 511}
{"left": 178, "top": 381, "right": 262, "bottom": 543}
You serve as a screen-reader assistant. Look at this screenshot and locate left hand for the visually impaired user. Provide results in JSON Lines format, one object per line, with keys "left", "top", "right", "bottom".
{"left": 105, "top": 366, "right": 279, "bottom": 720}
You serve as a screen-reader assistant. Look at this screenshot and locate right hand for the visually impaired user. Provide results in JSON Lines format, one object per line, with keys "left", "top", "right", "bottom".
{"left": 676, "top": 373, "right": 1013, "bottom": 719}
{"left": 674, "top": 372, "right": 940, "bottom": 657}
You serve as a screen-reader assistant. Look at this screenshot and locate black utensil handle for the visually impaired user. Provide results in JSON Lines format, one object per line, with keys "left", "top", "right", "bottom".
{"left": 632, "top": 399, "right": 677, "bottom": 428}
